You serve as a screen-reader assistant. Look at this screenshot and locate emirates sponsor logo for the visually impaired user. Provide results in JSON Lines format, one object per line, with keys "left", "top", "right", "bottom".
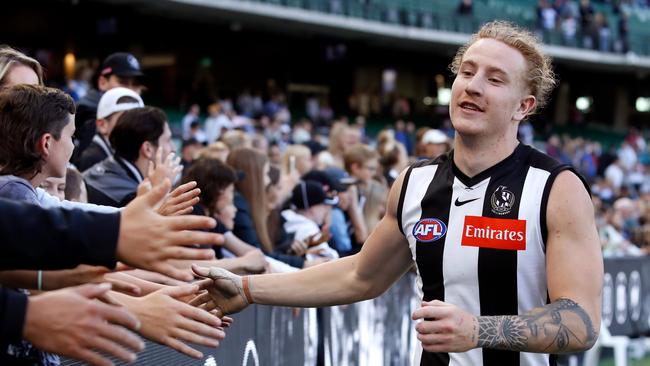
{"left": 461, "top": 216, "right": 526, "bottom": 250}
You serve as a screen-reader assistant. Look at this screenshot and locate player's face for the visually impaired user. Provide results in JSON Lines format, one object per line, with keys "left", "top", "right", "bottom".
{"left": 450, "top": 38, "right": 535, "bottom": 139}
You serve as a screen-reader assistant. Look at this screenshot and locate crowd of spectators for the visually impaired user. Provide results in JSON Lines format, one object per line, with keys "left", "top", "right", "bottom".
{"left": 525, "top": 125, "right": 650, "bottom": 257}
{"left": 0, "top": 45, "right": 460, "bottom": 365}
{"left": 534, "top": 0, "right": 648, "bottom": 53}
{"left": 175, "top": 94, "right": 452, "bottom": 264}
{"left": 0, "top": 45, "right": 244, "bottom": 366}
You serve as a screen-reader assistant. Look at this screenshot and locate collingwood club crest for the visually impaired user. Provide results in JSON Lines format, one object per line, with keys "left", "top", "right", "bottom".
{"left": 491, "top": 185, "right": 515, "bottom": 215}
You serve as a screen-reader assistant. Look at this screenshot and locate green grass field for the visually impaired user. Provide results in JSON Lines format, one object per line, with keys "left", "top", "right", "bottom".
{"left": 599, "top": 356, "right": 650, "bottom": 366}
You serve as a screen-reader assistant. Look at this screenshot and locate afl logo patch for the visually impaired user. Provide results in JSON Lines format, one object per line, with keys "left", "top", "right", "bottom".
{"left": 413, "top": 218, "right": 447, "bottom": 242}
{"left": 491, "top": 185, "right": 515, "bottom": 215}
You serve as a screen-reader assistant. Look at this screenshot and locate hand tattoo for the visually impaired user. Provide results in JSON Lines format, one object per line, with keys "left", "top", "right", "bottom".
{"left": 476, "top": 298, "right": 597, "bottom": 353}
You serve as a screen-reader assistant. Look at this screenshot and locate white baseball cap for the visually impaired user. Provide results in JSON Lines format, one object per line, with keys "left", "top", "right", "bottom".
{"left": 422, "top": 129, "right": 449, "bottom": 144}
{"left": 96, "top": 87, "right": 144, "bottom": 120}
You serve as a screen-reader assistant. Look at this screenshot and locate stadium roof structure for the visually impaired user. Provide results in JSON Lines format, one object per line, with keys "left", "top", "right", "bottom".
{"left": 117, "top": 0, "right": 650, "bottom": 74}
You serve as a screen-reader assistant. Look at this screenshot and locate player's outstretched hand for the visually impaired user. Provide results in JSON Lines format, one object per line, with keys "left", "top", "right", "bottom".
{"left": 117, "top": 179, "right": 223, "bottom": 281}
{"left": 24, "top": 283, "right": 144, "bottom": 366}
{"left": 190, "top": 265, "right": 250, "bottom": 317}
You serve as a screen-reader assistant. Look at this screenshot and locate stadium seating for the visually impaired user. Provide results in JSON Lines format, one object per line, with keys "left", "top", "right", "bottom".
{"left": 245, "top": 0, "right": 650, "bottom": 56}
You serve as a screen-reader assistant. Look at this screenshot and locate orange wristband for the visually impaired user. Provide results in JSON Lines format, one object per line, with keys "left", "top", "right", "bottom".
{"left": 242, "top": 276, "right": 254, "bottom": 304}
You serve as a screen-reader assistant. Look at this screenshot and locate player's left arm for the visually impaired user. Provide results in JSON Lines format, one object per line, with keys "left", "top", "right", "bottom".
{"left": 413, "top": 170, "right": 603, "bottom": 353}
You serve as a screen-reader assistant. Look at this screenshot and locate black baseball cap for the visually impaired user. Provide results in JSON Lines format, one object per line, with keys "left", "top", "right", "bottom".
{"left": 100, "top": 52, "right": 144, "bottom": 78}
{"left": 302, "top": 170, "right": 346, "bottom": 193}
{"left": 324, "top": 167, "right": 356, "bottom": 190}
{"left": 291, "top": 180, "right": 338, "bottom": 210}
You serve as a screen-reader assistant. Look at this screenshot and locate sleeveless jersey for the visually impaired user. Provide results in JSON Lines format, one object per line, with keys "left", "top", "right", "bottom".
{"left": 397, "top": 144, "right": 586, "bottom": 366}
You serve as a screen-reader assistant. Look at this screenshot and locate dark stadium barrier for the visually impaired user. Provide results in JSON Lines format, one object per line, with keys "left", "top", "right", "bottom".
{"left": 61, "top": 274, "right": 419, "bottom": 366}
{"left": 603, "top": 256, "right": 650, "bottom": 337}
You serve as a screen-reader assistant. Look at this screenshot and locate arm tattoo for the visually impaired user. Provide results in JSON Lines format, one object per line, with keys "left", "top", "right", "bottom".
{"left": 476, "top": 298, "right": 597, "bottom": 353}
{"left": 477, "top": 316, "right": 528, "bottom": 351}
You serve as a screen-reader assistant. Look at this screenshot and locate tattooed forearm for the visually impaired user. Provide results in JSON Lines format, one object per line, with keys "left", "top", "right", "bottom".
{"left": 476, "top": 298, "right": 598, "bottom": 353}
{"left": 477, "top": 316, "right": 528, "bottom": 350}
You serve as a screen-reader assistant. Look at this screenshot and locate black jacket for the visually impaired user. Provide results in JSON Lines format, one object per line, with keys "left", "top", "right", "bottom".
{"left": 0, "top": 198, "right": 119, "bottom": 345}
{"left": 77, "top": 134, "right": 112, "bottom": 172}
{"left": 84, "top": 156, "right": 142, "bottom": 207}
{"left": 71, "top": 89, "right": 102, "bottom": 167}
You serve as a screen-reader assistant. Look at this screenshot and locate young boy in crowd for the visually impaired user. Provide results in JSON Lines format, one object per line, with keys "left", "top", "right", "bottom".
{"left": 282, "top": 180, "right": 339, "bottom": 261}
{"left": 39, "top": 166, "right": 88, "bottom": 202}
{"left": 0, "top": 85, "right": 75, "bottom": 205}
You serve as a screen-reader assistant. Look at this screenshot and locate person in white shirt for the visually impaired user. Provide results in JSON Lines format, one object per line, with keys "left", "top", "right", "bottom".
{"left": 282, "top": 180, "right": 339, "bottom": 260}
{"left": 205, "top": 101, "right": 233, "bottom": 143}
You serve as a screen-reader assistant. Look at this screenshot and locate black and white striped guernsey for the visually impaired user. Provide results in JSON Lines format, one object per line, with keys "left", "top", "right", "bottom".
{"left": 397, "top": 144, "right": 587, "bottom": 366}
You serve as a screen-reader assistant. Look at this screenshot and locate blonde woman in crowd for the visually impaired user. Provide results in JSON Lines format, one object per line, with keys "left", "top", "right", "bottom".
{"left": 0, "top": 45, "right": 43, "bottom": 87}
{"left": 281, "top": 144, "right": 313, "bottom": 177}
{"left": 220, "top": 129, "right": 252, "bottom": 151}
{"left": 276, "top": 144, "right": 313, "bottom": 204}
{"left": 328, "top": 121, "right": 361, "bottom": 168}
{"left": 199, "top": 141, "right": 230, "bottom": 162}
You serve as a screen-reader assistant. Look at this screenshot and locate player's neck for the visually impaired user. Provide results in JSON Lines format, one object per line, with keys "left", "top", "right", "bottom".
{"left": 453, "top": 134, "right": 519, "bottom": 178}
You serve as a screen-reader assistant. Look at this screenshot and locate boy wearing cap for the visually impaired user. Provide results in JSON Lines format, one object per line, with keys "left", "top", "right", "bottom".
{"left": 73, "top": 52, "right": 145, "bottom": 167}
{"left": 282, "top": 180, "right": 339, "bottom": 261}
{"left": 76, "top": 87, "right": 144, "bottom": 172}
{"left": 304, "top": 169, "right": 368, "bottom": 256}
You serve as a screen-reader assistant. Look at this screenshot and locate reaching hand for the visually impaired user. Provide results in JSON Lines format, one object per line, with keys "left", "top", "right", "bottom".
{"left": 23, "top": 283, "right": 144, "bottom": 366}
{"left": 156, "top": 181, "right": 201, "bottom": 216}
{"left": 190, "top": 265, "right": 250, "bottom": 317}
{"left": 138, "top": 178, "right": 200, "bottom": 217}
{"left": 239, "top": 250, "right": 269, "bottom": 274}
{"left": 117, "top": 179, "right": 223, "bottom": 281}
{"left": 305, "top": 230, "right": 331, "bottom": 247}
{"left": 45, "top": 263, "right": 140, "bottom": 296}
{"left": 347, "top": 184, "right": 360, "bottom": 210}
{"left": 290, "top": 239, "right": 308, "bottom": 256}
{"left": 148, "top": 149, "right": 182, "bottom": 188}
{"left": 117, "top": 284, "right": 225, "bottom": 359}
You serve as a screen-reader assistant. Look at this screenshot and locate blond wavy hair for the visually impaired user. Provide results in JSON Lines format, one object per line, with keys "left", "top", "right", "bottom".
{"left": 450, "top": 21, "right": 557, "bottom": 115}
